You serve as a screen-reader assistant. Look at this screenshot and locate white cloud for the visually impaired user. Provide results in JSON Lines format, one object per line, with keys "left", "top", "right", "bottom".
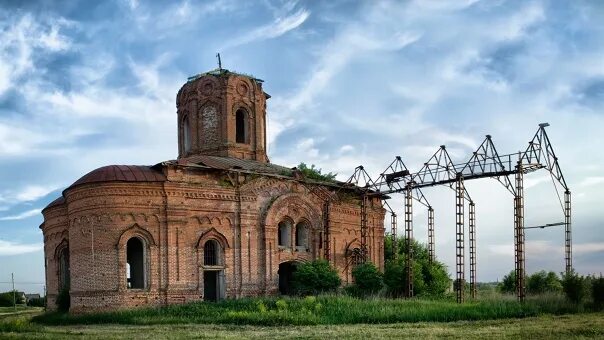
{"left": 579, "top": 176, "right": 604, "bottom": 187}
{"left": 0, "top": 13, "right": 72, "bottom": 95}
{"left": 0, "top": 209, "right": 42, "bottom": 221}
{"left": 15, "top": 185, "right": 60, "bottom": 202}
{"left": 0, "top": 240, "right": 42, "bottom": 256}
{"left": 222, "top": 9, "right": 310, "bottom": 49}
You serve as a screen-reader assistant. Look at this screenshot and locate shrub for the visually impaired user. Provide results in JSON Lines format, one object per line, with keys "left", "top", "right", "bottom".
{"left": 296, "top": 163, "right": 336, "bottom": 182}
{"left": 56, "top": 288, "right": 70, "bottom": 312}
{"left": 348, "top": 263, "right": 383, "bottom": 297}
{"left": 293, "top": 260, "right": 341, "bottom": 295}
{"left": 561, "top": 270, "right": 589, "bottom": 304}
{"left": 383, "top": 258, "right": 423, "bottom": 297}
{"left": 422, "top": 261, "right": 450, "bottom": 296}
{"left": 383, "top": 236, "right": 450, "bottom": 297}
{"left": 527, "top": 271, "right": 561, "bottom": 295}
{"left": 499, "top": 270, "right": 516, "bottom": 294}
{"left": 591, "top": 275, "right": 604, "bottom": 309}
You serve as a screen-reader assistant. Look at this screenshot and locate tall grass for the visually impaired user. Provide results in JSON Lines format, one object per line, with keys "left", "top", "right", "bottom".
{"left": 32, "top": 294, "right": 588, "bottom": 327}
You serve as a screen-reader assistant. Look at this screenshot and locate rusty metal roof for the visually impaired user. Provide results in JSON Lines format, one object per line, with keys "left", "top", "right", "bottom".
{"left": 70, "top": 165, "right": 166, "bottom": 188}
{"left": 44, "top": 196, "right": 65, "bottom": 210}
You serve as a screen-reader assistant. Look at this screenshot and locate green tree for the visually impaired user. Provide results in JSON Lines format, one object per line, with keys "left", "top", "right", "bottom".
{"left": 383, "top": 257, "right": 424, "bottom": 297}
{"left": 592, "top": 275, "right": 604, "bottom": 309}
{"left": 499, "top": 270, "right": 516, "bottom": 294}
{"left": 561, "top": 270, "right": 589, "bottom": 304}
{"left": 0, "top": 291, "right": 24, "bottom": 307}
{"left": 293, "top": 260, "right": 341, "bottom": 295}
{"left": 383, "top": 235, "right": 450, "bottom": 297}
{"left": 348, "top": 262, "right": 383, "bottom": 297}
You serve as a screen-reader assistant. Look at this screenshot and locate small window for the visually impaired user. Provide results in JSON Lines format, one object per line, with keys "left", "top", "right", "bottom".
{"left": 236, "top": 109, "right": 247, "bottom": 144}
{"left": 127, "top": 237, "right": 146, "bottom": 289}
{"left": 183, "top": 115, "right": 191, "bottom": 152}
{"left": 278, "top": 220, "right": 292, "bottom": 247}
{"left": 295, "top": 222, "right": 309, "bottom": 248}
{"left": 204, "top": 240, "right": 220, "bottom": 266}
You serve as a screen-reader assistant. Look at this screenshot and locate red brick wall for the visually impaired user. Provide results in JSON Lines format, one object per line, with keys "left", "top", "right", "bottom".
{"left": 41, "top": 166, "right": 385, "bottom": 312}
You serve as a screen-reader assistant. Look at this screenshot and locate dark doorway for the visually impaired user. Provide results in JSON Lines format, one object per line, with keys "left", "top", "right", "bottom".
{"left": 127, "top": 237, "right": 145, "bottom": 289}
{"left": 278, "top": 262, "right": 298, "bottom": 295}
{"left": 204, "top": 271, "right": 218, "bottom": 301}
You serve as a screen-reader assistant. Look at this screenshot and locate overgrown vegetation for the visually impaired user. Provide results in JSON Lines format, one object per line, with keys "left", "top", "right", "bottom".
{"left": 592, "top": 276, "right": 604, "bottom": 309}
{"left": 296, "top": 163, "right": 336, "bottom": 182}
{"left": 32, "top": 295, "right": 591, "bottom": 327}
{"left": 383, "top": 235, "right": 450, "bottom": 297}
{"left": 347, "top": 263, "right": 383, "bottom": 297}
{"left": 292, "top": 260, "right": 341, "bottom": 295}
{"left": 561, "top": 270, "right": 590, "bottom": 304}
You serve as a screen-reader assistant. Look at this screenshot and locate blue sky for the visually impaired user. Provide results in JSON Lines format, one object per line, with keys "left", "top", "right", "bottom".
{"left": 1, "top": 0, "right": 603, "bottom": 294}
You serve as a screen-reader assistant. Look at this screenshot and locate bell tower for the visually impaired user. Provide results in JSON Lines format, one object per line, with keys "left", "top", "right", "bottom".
{"left": 176, "top": 68, "right": 270, "bottom": 162}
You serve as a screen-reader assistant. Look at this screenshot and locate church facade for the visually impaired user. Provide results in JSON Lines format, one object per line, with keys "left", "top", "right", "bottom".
{"left": 41, "top": 68, "right": 385, "bottom": 312}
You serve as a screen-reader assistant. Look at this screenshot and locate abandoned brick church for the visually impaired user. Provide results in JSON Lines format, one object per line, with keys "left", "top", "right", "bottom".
{"left": 40, "top": 68, "right": 385, "bottom": 312}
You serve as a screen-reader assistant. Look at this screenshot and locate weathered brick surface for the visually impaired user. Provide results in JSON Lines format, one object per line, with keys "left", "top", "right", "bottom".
{"left": 40, "top": 70, "right": 385, "bottom": 312}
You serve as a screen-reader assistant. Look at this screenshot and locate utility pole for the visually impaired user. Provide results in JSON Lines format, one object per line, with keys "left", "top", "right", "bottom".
{"left": 12, "top": 273, "right": 16, "bottom": 311}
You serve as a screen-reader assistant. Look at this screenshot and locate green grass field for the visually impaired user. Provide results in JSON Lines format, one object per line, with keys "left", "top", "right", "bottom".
{"left": 1, "top": 296, "right": 603, "bottom": 339}
{"left": 1, "top": 312, "right": 603, "bottom": 339}
{"left": 30, "top": 295, "right": 593, "bottom": 326}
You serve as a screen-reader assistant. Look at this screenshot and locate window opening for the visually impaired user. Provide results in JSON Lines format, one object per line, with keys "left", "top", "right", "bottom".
{"left": 127, "top": 237, "right": 145, "bottom": 289}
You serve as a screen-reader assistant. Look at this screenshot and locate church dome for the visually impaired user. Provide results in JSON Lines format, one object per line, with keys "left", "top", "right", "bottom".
{"left": 69, "top": 165, "right": 166, "bottom": 189}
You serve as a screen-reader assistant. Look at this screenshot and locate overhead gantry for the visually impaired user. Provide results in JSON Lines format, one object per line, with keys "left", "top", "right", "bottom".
{"left": 343, "top": 123, "right": 571, "bottom": 303}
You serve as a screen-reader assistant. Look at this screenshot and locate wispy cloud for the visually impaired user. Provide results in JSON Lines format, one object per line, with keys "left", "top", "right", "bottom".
{"left": 0, "top": 185, "right": 61, "bottom": 205}
{"left": 222, "top": 8, "right": 310, "bottom": 49}
{"left": 0, "top": 239, "right": 42, "bottom": 256}
{"left": 0, "top": 208, "right": 42, "bottom": 221}
{"left": 0, "top": 13, "right": 72, "bottom": 95}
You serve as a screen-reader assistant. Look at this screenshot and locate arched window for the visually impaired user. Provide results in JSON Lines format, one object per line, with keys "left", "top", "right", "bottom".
{"left": 58, "top": 247, "right": 70, "bottom": 290}
{"left": 295, "top": 222, "right": 309, "bottom": 249}
{"left": 183, "top": 115, "right": 191, "bottom": 153}
{"left": 204, "top": 240, "right": 220, "bottom": 266}
{"left": 278, "top": 220, "right": 292, "bottom": 247}
{"left": 235, "top": 109, "right": 247, "bottom": 144}
{"left": 126, "top": 237, "right": 146, "bottom": 289}
{"left": 351, "top": 247, "right": 363, "bottom": 267}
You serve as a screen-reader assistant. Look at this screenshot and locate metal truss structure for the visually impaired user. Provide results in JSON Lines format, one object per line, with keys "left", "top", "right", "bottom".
{"left": 346, "top": 123, "right": 570, "bottom": 303}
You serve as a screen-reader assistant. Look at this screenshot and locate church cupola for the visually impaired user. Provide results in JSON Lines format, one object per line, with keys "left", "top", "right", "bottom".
{"left": 176, "top": 67, "right": 270, "bottom": 162}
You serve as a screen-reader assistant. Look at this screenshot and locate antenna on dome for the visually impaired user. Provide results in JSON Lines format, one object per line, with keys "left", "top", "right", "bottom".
{"left": 216, "top": 53, "right": 222, "bottom": 70}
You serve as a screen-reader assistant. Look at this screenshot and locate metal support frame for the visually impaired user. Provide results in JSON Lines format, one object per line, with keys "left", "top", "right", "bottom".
{"left": 469, "top": 201, "right": 476, "bottom": 299}
{"left": 391, "top": 212, "right": 398, "bottom": 260}
{"left": 345, "top": 123, "right": 570, "bottom": 304}
{"left": 404, "top": 187, "right": 414, "bottom": 298}
{"left": 360, "top": 194, "right": 369, "bottom": 263}
{"left": 428, "top": 206, "right": 435, "bottom": 263}
{"left": 323, "top": 201, "right": 331, "bottom": 261}
{"left": 565, "top": 190, "right": 572, "bottom": 274}
{"left": 514, "top": 161, "right": 526, "bottom": 302}
{"left": 456, "top": 177, "right": 465, "bottom": 304}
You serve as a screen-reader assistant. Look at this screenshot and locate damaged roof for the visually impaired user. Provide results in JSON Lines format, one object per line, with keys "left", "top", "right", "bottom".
{"left": 174, "top": 155, "right": 292, "bottom": 176}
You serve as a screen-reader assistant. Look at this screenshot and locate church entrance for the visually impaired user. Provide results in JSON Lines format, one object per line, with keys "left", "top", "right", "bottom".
{"left": 203, "top": 271, "right": 223, "bottom": 302}
{"left": 278, "top": 261, "right": 298, "bottom": 295}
